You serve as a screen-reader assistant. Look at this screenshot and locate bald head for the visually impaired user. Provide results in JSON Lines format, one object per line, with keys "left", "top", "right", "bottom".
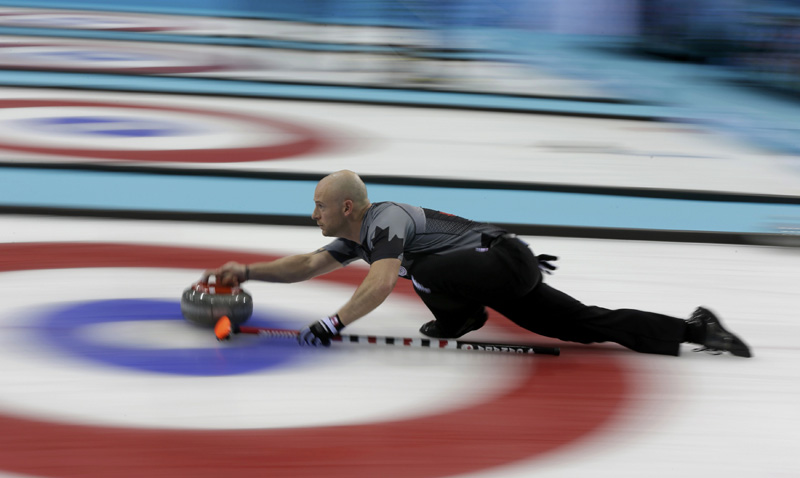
{"left": 312, "top": 170, "right": 371, "bottom": 240}
{"left": 317, "top": 170, "right": 369, "bottom": 208}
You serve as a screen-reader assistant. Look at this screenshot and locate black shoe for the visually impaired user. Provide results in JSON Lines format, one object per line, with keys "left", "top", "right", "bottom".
{"left": 686, "top": 307, "right": 752, "bottom": 358}
{"left": 420, "top": 308, "right": 489, "bottom": 339}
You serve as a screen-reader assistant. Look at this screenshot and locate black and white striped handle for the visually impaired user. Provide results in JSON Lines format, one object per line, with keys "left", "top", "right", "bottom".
{"left": 237, "top": 325, "right": 560, "bottom": 356}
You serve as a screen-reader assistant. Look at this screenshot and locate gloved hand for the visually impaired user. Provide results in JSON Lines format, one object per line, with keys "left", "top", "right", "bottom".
{"left": 536, "top": 254, "right": 558, "bottom": 275}
{"left": 298, "top": 314, "right": 345, "bottom": 347}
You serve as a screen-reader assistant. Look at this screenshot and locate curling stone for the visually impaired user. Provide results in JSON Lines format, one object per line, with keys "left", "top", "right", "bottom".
{"left": 180, "top": 282, "right": 253, "bottom": 328}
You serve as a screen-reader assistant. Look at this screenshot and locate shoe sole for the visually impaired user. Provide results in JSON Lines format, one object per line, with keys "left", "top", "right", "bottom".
{"left": 701, "top": 308, "right": 752, "bottom": 358}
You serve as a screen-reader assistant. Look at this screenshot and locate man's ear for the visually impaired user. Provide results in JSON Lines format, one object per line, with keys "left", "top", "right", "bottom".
{"left": 342, "top": 199, "right": 354, "bottom": 216}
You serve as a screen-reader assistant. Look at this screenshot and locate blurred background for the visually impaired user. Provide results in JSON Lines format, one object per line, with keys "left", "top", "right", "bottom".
{"left": 0, "top": 0, "right": 799, "bottom": 477}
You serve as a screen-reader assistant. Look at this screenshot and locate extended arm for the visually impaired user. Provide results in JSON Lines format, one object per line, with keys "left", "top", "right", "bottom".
{"left": 336, "top": 257, "right": 400, "bottom": 325}
{"left": 298, "top": 258, "right": 401, "bottom": 346}
{"left": 201, "top": 248, "right": 342, "bottom": 285}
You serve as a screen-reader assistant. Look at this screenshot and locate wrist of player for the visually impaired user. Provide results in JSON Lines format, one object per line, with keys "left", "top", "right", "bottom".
{"left": 298, "top": 314, "right": 345, "bottom": 347}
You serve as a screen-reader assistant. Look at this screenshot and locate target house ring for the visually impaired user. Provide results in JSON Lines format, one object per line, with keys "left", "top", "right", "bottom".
{"left": 0, "top": 99, "right": 332, "bottom": 162}
{"left": 0, "top": 41, "right": 247, "bottom": 74}
{"left": 0, "top": 242, "right": 633, "bottom": 478}
{"left": 0, "top": 10, "right": 201, "bottom": 32}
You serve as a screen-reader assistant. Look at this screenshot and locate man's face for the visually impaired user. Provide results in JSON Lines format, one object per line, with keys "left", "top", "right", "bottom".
{"left": 311, "top": 183, "right": 345, "bottom": 237}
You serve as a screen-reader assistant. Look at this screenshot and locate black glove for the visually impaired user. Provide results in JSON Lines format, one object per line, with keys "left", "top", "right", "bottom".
{"left": 536, "top": 254, "right": 558, "bottom": 274}
{"left": 298, "top": 314, "right": 345, "bottom": 347}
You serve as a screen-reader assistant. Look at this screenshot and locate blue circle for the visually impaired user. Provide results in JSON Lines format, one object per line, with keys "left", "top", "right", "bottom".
{"left": 35, "top": 299, "right": 304, "bottom": 376}
{"left": 34, "top": 49, "right": 162, "bottom": 63}
{"left": 22, "top": 116, "right": 196, "bottom": 138}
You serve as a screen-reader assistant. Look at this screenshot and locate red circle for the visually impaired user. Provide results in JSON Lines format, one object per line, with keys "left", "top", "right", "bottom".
{"left": 0, "top": 12, "right": 190, "bottom": 32}
{"left": 0, "top": 42, "right": 244, "bottom": 74}
{"left": 0, "top": 242, "right": 633, "bottom": 478}
{"left": 0, "top": 100, "right": 331, "bottom": 162}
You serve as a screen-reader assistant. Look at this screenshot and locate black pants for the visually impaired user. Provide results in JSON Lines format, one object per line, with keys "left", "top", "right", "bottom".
{"left": 407, "top": 237, "right": 687, "bottom": 356}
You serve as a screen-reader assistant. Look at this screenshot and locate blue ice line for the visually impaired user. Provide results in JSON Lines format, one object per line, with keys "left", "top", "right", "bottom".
{"left": 1, "top": 167, "right": 797, "bottom": 234}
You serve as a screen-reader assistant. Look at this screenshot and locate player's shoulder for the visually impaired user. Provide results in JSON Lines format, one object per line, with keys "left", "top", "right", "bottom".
{"left": 370, "top": 201, "right": 420, "bottom": 216}
{"left": 365, "top": 202, "right": 423, "bottom": 233}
